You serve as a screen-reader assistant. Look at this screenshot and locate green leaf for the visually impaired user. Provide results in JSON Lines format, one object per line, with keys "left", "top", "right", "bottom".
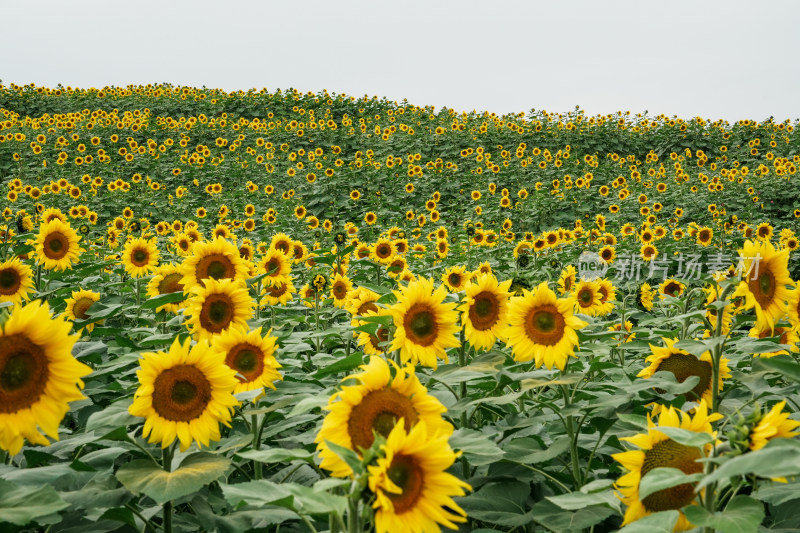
{"left": 532, "top": 498, "right": 616, "bottom": 531}
{"left": 449, "top": 429, "right": 503, "bottom": 466}
{"left": 312, "top": 352, "right": 363, "bottom": 378}
{"left": 654, "top": 426, "right": 715, "bottom": 448}
{"left": 756, "top": 480, "right": 800, "bottom": 505}
{"left": 617, "top": 510, "right": 680, "bottom": 533}
{"left": 504, "top": 435, "right": 570, "bottom": 464}
{"left": 322, "top": 440, "right": 362, "bottom": 474}
{"left": 752, "top": 355, "right": 800, "bottom": 382}
{"left": 698, "top": 439, "right": 800, "bottom": 490}
{"left": 236, "top": 448, "right": 314, "bottom": 464}
{"left": 638, "top": 467, "right": 704, "bottom": 501}
{"left": 115, "top": 453, "right": 231, "bottom": 504}
{"left": 458, "top": 481, "right": 532, "bottom": 527}
{"left": 140, "top": 291, "right": 186, "bottom": 310}
{"left": 0, "top": 479, "right": 70, "bottom": 526}
{"left": 221, "top": 480, "right": 347, "bottom": 515}
{"left": 683, "top": 495, "right": 764, "bottom": 533}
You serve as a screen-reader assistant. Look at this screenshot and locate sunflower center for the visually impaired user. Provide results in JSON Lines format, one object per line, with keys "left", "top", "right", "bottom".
{"left": 524, "top": 305, "right": 566, "bottom": 346}
{"left": 385, "top": 454, "right": 424, "bottom": 513}
{"left": 640, "top": 439, "right": 702, "bottom": 512}
{"left": 152, "top": 364, "right": 212, "bottom": 422}
{"left": 226, "top": 344, "right": 264, "bottom": 382}
{"left": 131, "top": 249, "right": 149, "bottom": 266}
{"left": 469, "top": 292, "right": 500, "bottom": 330}
{"left": 266, "top": 283, "right": 288, "bottom": 297}
{"left": 448, "top": 273, "right": 462, "bottom": 287}
{"left": 43, "top": 231, "right": 69, "bottom": 259}
{"left": 578, "top": 288, "right": 594, "bottom": 306}
{"left": 333, "top": 282, "right": 347, "bottom": 299}
{"left": 357, "top": 301, "right": 379, "bottom": 315}
{"left": 656, "top": 351, "right": 712, "bottom": 400}
{"left": 264, "top": 258, "right": 281, "bottom": 276}
{"left": 72, "top": 297, "right": 94, "bottom": 319}
{"left": 751, "top": 269, "right": 775, "bottom": 305}
{"left": 598, "top": 287, "right": 609, "bottom": 303}
{"left": 159, "top": 273, "right": 184, "bottom": 294}
{"left": 199, "top": 295, "right": 234, "bottom": 333}
{"left": 197, "top": 254, "right": 234, "bottom": 281}
{"left": 347, "top": 388, "right": 417, "bottom": 451}
{"left": 403, "top": 304, "right": 438, "bottom": 346}
{"left": 0, "top": 334, "right": 49, "bottom": 413}
{"left": 664, "top": 282, "right": 681, "bottom": 297}
{"left": 0, "top": 268, "right": 21, "bottom": 295}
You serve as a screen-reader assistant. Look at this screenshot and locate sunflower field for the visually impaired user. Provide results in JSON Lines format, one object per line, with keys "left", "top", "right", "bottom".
{"left": 1, "top": 82, "right": 800, "bottom": 533}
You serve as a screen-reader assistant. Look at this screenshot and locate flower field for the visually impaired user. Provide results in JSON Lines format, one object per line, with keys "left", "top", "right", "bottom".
{"left": 2, "top": 82, "right": 800, "bottom": 532}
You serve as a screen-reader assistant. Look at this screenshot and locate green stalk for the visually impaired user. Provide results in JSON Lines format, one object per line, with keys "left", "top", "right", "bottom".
{"left": 162, "top": 445, "right": 174, "bottom": 533}
{"left": 347, "top": 497, "right": 360, "bottom": 533}
{"left": 252, "top": 414, "right": 262, "bottom": 480}
{"left": 559, "top": 383, "right": 582, "bottom": 488}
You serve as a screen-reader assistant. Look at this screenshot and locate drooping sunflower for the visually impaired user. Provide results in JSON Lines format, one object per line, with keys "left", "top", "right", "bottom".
{"left": 184, "top": 278, "right": 254, "bottom": 342}
{"left": 442, "top": 265, "right": 470, "bottom": 292}
{"left": 0, "top": 300, "right": 92, "bottom": 455}
{"left": 260, "top": 278, "right": 296, "bottom": 307}
{"left": 613, "top": 401, "right": 722, "bottom": 532}
{"left": 638, "top": 282, "right": 656, "bottom": 311}
{"left": 572, "top": 280, "right": 603, "bottom": 316}
{"left": 146, "top": 263, "right": 186, "bottom": 314}
{"left": 257, "top": 248, "right": 292, "bottom": 287}
{"left": 64, "top": 289, "right": 102, "bottom": 334}
{"left": 0, "top": 257, "right": 34, "bottom": 304}
{"left": 315, "top": 356, "right": 453, "bottom": 477}
{"left": 128, "top": 337, "right": 239, "bottom": 452}
{"left": 749, "top": 400, "right": 800, "bottom": 451}
{"left": 387, "top": 277, "right": 460, "bottom": 369}
{"left": 659, "top": 278, "right": 686, "bottom": 299}
{"left": 121, "top": 236, "right": 160, "bottom": 278}
{"left": 459, "top": 273, "right": 513, "bottom": 350}
{"left": 557, "top": 265, "right": 577, "bottom": 295}
{"left": 34, "top": 218, "right": 83, "bottom": 271}
{"left": 732, "top": 239, "right": 793, "bottom": 332}
{"left": 211, "top": 325, "right": 282, "bottom": 397}
{"left": 638, "top": 338, "right": 731, "bottom": 405}
{"left": 181, "top": 237, "right": 249, "bottom": 290}
{"left": 504, "top": 282, "right": 587, "bottom": 370}
{"left": 368, "top": 421, "right": 471, "bottom": 533}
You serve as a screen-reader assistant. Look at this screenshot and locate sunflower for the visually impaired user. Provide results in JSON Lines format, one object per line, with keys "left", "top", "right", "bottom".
{"left": 459, "top": 273, "right": 512, "bottom": 350}
{"left": 749, "top": 400, "right": 800, "bottom": 451}
{"left": 347, "top": 287, "right": 381, "bottom": 326}
{"left": 659, "top": 279, "right": 686, "bottom": 299}
{"left": 372, "top": 238, "right": 395, "bottom": 264}
{"left": 181, "top": 237, "right": 249, "bottom": 289}
{"left": 638, "top": 338, "right": 731, "bottom": 405}
{"left": 557, "top": 265, "right": 577, "bottom": 295}
{"left": 599, "top": 245, "right": 616, "bottom": 264}
{"left": 732, "top": 240, "right": 792, "bottom": 332}
{"left": 128, "top": 337, "right": 239, "bottom": 451}
{"left": 0, "top": 300, "right": 92, "bottom": 455}
{"left": 696, "top": 227, "right": 713, "bottom": 247}
{"left": 184, "top": 278, "right": 254, "bottom": 342}
{"left": 387, "top": 278, "right": 461, "bottom": 369}
{"left": 315, "top": 356, "right": 453, "bottom": 477}
{"left": 596, "top": 278, "right": 617, "bottom": 316}
{"left": 121, "top": 236, "right": 160, "bottom": 278}
{"left": 257, "top": 248, "right": 292, "bottom": 287}
{"left": 640, "top": 243, "right": 658, "bottom": 262}
{"left": 34, "top": 218, "right": 83, "bottom": 271}
{"left": 368, "top": 421, "right": 471, "bottom": 533}
{"left": 64, "top": 289, "right": 102, "bottom": 334}
{"left": 638, "top": 282, "right": 655, "bottom": 311}
{"left": 613, "top": 401, "right": 722, "bottom": 531}
{"left": 442, "top": 265, "right": 470, "bottom": 292}
{"left": 269, "top": 233, "right": 294, "bottom": 256}
{"left": 146, "top": 263, "right": 186, "bottom": 313}
{"left": 211, "top": 325, "right": 282, "bottom": 397}
{"left": 504, "top": 282, "right": 587, "bottom": 370}
{"left": 703, "top": 285, "right": 733, "bottom": 337}
{"left": 260, "top": 278, "right": 296, "bottom": 307}
{"left": 748, "top": 323, "right": 799, "bottom": 358}
{"left": 572, "top": 280, "right": 603, "bottom": 316}
{"left": 0, "top": 257, "right": 34, "bottom": 304}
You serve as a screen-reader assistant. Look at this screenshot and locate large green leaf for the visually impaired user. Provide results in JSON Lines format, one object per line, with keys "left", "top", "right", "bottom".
{"left": 617, "top": 510, "right": 679, "bottom": 533}
{"left": 236, "top": 448, "right": 314, "bottom": 464}
{"left": 638, "top": 467, "right": 704, "bottom": 500}
{"left": 449, "top": 428, "right": 503, "bottom": 466}
{"left": 115, "top": 452, "right": 231, "bottom": 504}
{"left": 0, "top": 479, "right": 69, "bottom": 525}
{"left": 697, "top": 439, "right": 800, "bottom": 490}
{"left": 458, "top": 481, "right": 532, "bottom": 527}
{"left": 683, "top": 495, "right": 764, "bottom": 533}
{"left": 221, "top": 480, "right": 347, "bottom": 515}
{"left": 531, "top": 498, "right": 616, "bottom": 531}
{"left": 140, "top": 291, "right": 186, "bottom": 310}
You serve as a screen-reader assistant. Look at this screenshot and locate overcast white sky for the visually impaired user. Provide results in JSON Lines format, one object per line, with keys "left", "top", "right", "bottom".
{"left": 2, "top": 0, "right": 798, "bottom": 122}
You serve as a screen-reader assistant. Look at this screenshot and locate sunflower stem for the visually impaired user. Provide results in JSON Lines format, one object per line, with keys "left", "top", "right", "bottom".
{"left": 347, "top": 497, "right": 360, "bottom": 533}
{"left": 251, "top": 414, "right": 262, "bottom": 480}
{"left": 559, "top": 384, "right": 582, "bottom": 488}
{"left": 162, "top": 445, "right": 174, "bottom": 533}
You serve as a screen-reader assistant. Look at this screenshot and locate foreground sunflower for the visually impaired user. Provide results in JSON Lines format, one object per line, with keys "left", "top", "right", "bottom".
{"left": 121, "top": 236, "right": 160, "bottom": 278}
{"left": 315, "top": 356, "right": 452, "bottom": 477}
{"left": 0, "top": 257, "right": 34, "bottom": 304}
{"left": 459, "top": 273, "right": 512, "bottom": 350}
{"left": 129, "top": 337, "right": 239, "bottom": 451}
{"left": 64, "top": 288, "right": 102, "bottom": 334}
{"left": 34, "top": 218, "right": 83, "bottom": 271}
{"left": 733, "top": 239, "right": 792, "bottom": 331}
{"left": 368, "top": 421, "right": 471, "bottom": 533}
{"left": 181, "top": 237, "right": 249, "bottom": 290}
{"left": 613, "top": 401, "right": 722, "bottom": 531}
{"left": 146, "top": 263, "right": 186, "bottom": 314}
{"left": 0, "top": 300, "right": 92, "bottom": 455}
{"left": 211, "top": 325, "right": 282, "bottom": 397}
{"left": 387, "top": 277, "right": 460, "bottom": 369}
{"left": 504, "top": 282, "right": 587, "bottom": 370}
{"left": 184, "top": 278, "right": 254, "bottom": 342}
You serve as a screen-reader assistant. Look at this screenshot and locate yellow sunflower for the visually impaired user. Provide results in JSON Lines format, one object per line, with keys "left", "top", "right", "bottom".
{"left": 572, "top": 279, "right": 603, "bottom": 316}
{"left": 638, "top": 282, "right": 656, "bottom": 311}
{"left": 260, "top": 278, "right": 296, "bottom": 307}
{"left": 638, "top": 338, "right": 731, "bottom": 406}
{"left": 371, "top": 238, "right": 395, "bottom": 264}
{"left": 733, "top": 239, "right": 793, "bottom": 332}
{"left": 387, "top": 277, "right": 461, "bottom": 369}
{"left": 659, "top": 279, "right": 686, "bottom": 299}
{"left": 128, "top": 337, "right": 239, "bottom": 451}
{"left": 211, "top": 325, "right": 282, "bottom": 397}
{"left": 180, "top": 237, "right": 249, "bottom": 290}
{"left": 557, "top": 265, "right": 577, "bottom": 295}
{"left": 703, "top": 285, "right": 733, "bottom": 338}
{"left": 0, "top": 257, "right": 34, "bottom": 304}
{"left": 329, "top": 274, "right": 353, "bottom": 308}
{"left": 0, "top": 300, "right": 92, "bottom": 455}
{"left": 749, "top": 400, "right": 800, "bottom": 451}
{"left": 346, "top": 287, "right": 381, "bottom": 327}
{"left": 368, "top": 421, "right": 471, "bottom": 533}
{"left": 34, "top": 218, "right": 83, "bottom": 271}
{"left": 121, "top": 236, "right": 160, "bottom": 278}
{"left": 504, "top": 282, "right": 587, "bottom": 370}
{"left": 315, "top": 356, "right": 453, "bottom": 477}
{"left": 146, "top": 263, "right": 186, "bottom": 314}
{"left": 459, "top": 273, "right": 512, "bottom": 350}
{"left": 596, "top": 278, "right": 617, "bottom": 316}
{"left": 257, "top": 248, "right": 292, "bottom": 287}
{"left": 269, "top": 232, "right": 294, "bottom": 257}
{"left": 748, "top": 323, "right": 799, "bottom": 358}
{"left": 184, "top": 278, "right": 254, "bottom": 342}
{"left": 64, "top": 288, "right": 102, "bottom": 334}
{"left": 356, "top": 310, "right": 392, "bottom": 355}
{"left": 613, "top": 401, "right": 722, "bottom": 532}
{"left": 442, "top": 265, "right": 470, "bottom": 292}
{"left": 786, "top": 285, "right": 800, "bottom": 328}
